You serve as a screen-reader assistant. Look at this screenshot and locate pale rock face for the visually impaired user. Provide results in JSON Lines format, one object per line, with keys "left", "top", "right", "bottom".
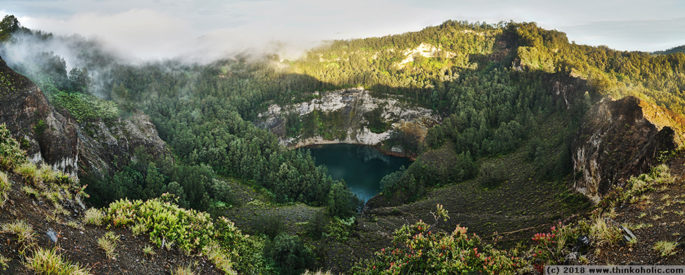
{"left": 259, "top": 88, "right": 439, "bottom": 148}
{"left": 397, "top": 43, "right": 456, "bottom": 67}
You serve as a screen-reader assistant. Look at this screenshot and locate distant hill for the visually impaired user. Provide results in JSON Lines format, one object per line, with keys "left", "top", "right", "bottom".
{"left": 654, "top": 45, "right": 685, "bottom": 55}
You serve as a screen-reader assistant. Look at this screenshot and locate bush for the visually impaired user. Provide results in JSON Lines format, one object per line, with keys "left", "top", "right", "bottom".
{"left": 353, "top": 220, "right": 525, "bottom": 273}
{"left": 267, "top": 233, "right": 315, "bottom": 275}
{"left": 0, "top": 124, "right": 26, "bottom": 170}
{"left": 25, "top": 248, "right": 89, "bottom": 275}
{"left": 327, "top": 182, "right": 361, "bottom": 218}
{"left": 102, "top": 198, "right": 268, "bottom": 273}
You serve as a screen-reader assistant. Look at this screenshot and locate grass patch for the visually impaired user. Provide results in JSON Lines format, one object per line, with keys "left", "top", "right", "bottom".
{"left": 143, "top": 245, "right": 155, "bottom": 257}
{"left": 653, "top": 241, "right": 678, "bottom": 257}
{"left": 172, "top": 264, "right": 195, "bottom": 275}
{"left": 15, "top": 162, "right": 38, "bottom": 185}
{"left": 25, "top": 247, "right": 89, "bottom": 275}
{"left": 1, "top": 220, "right": 35, "bottom": 245}
{"left": 0, "top": 255, "right": 9, "bottom": 271}
{"left": 0, "top": 124, "right": 26, "bottom": 170}
{"left": 589, "top": 217, "right": 622, "bottom": 247}
{"left": 0, "top": 171, "right": 10, "bottom": 207}
{"left": 97, "top": 231, "right": 120, "bottom": 260}
{"left": 83, "top": 208, "right": 105, "bottom": 226}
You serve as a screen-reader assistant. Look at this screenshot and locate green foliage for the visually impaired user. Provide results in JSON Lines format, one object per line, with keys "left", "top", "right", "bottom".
{"left": 363, "top": 107, "right": 390, "bottom": 133}
{"left": 0, "top": 171, "right": 10, "bottom": 207}
{"left": 324, "top": 216, "right": 355, "bottom": 242}
{"left": 0, "top": 124, "right": 26, "bottom": 170}
{"left": 102, "top": 198, "right": 268, "bottom": 273}
{"left": 97, "top": 231, "right": 120, "bottom": 260}
{"left": 327, "top": 182, "right": 361, "bottom": 218}
{"left": 353, "top": 220, "right": 525, "bottom": 273}
{"left": 83, "top": 208, "right": 105, "bottom": 226}
{"left": 50, "top": 91, "right": 119, "bottom": 123}
{"left": 267, "top": 233, "right": 315, "bottom": 275}
{"left": 653, "top": 241, "right": 678, "bottom": 257}
{"left": 25, "top": 248, "right": 90, "bottom": 275}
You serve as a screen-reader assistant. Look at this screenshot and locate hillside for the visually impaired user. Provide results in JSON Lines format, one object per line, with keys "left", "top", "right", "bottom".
{"left": 654, "top": 45, "right": 685, "bottom": 55}
{"left": 1, "top": 14, "right": 685, "bottom": 274}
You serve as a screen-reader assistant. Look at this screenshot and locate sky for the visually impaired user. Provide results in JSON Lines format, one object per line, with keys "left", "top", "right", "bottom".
{"left": 1, "top": 0, "right": 685, "bottom": 62}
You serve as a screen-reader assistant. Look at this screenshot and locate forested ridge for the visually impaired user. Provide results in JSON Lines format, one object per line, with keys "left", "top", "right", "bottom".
{"left": 1, "top": 15, "right": 685, "bottom": 273}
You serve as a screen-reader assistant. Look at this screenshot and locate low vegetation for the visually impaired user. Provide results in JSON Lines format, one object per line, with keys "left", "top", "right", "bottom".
{"left": 0, "top": 171, "right": 10, "bottom": 207}
{"left": 653, "top": 241, "right": 678, "bottom": 257}
{"left": 354, "top": 205, "right": 526, "bottom": 273}
{"left": 97, "top": 231, "right": 121, "bottom": 260}
{"left": 2, "top": 220, "right": 36, "bottom": 248}
{"left": 25, "top": 248, "right": 90, "bottom": 275}
{"left": 83, "top": 208, "right": 105, "bottom": 226}
{"left": 102, "top": 197, "right": 267, "bottom": 273}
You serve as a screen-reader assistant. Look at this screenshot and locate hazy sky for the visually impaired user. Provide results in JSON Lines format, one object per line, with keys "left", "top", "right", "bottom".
{"left": 2, "top": 0, "right": 684, "bottom": 61}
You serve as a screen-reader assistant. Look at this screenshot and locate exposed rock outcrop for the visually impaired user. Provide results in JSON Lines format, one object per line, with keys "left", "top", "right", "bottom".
{"left": 0, "top": 56, "right": 79, "bottom": 176}
{"left": 572, "top": 96, "right": 676, "bottom": 202}
{"left": 77, "top": 113, "right": 170, "bottom": 177}
{"left": 258, "top": 88, "right": 439, "bottom": 154}
{"left": 0, "top": 55, "right": 169, "bottom": 178}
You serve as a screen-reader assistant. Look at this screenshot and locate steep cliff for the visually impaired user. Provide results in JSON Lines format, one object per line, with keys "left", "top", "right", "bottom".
{"left": 0, "top": 56, "right": 79, "bottom": 176}
{"left": 572, "top": 96, "right": 677, "bottom": 202}
{"left": 0, "top": 55, "right": 169, "bottom": 178}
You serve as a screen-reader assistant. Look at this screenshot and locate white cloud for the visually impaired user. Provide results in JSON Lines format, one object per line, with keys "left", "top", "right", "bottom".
{"left": 3, "top": 0, "right": 685, "bottom": 62}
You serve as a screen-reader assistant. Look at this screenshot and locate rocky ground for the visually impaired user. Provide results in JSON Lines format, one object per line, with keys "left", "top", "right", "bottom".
{"left": 0, "top": 170, "right": 221, "bottom": 274}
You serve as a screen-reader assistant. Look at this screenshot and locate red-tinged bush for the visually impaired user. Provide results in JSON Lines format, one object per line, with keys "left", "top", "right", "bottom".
{"left": 352, "top": 220, "right": 527, "bottom": 274}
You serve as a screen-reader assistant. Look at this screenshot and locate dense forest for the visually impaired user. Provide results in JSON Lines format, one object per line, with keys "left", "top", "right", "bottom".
{"left": 2, "top": 14, "right": 685, "bottom": 273}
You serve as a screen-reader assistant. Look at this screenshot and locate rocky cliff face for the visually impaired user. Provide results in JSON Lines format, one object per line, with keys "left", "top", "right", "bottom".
{"left": 77, "top": 113, "right": 170, "bottom": 177}
{"left": 258, "top": 88, "right": 439, "bottom": 154}
{"left": 572, "top": 96, "right": 676, "bottom": 202}
{"left": 0, "top": 56, "right": 169, "bottom": 178}
{"left": 0, "top": 56, "right": 79, "bottom": 176}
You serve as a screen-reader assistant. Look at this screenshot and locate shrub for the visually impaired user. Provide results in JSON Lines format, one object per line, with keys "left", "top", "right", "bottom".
{"left": 83, "top": 208, "right": 105, "bottom": 226}
{"left": 324, "top": 217, "right": 355, "bottom": 242}
{"left": 97, "top": 231, "right": 120, "bottom": 260}
{"left": 25, "top": 248, "right": 89, "bottom": 275}
{"left": 267, "top": 233, "right": 315, "bottom": 275}
{"left": 653, "top": 241, "right": 678, "bottom": 257}
{"left": 0, "top": 124, "right": 26, "bottom": 170}
{"left": 353, "top": 220, "right": 525, "bottom": 274}
{"left": 102, "top": 198, "right": 268, "bottom": 273}
{"left": 327, "top": 182, "right": 361, "bottom": 218}
{"left": 0, "top": 171, "right": 10, "bottom": 207}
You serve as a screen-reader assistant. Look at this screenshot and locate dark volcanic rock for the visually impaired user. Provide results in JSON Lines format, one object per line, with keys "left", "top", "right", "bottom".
{"left": 0, "top": 56, "right": 169, "bottom": 178}
{"left": 572, "top": 96, "right": 676, "bottom": 202}
{"left": 0, "top": 56, "right": 79, "bottom": 175}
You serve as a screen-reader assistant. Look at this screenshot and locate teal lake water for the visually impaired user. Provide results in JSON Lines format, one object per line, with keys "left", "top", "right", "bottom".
{"left": 303, "top": 144, "right": 412, "bottom": 202}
